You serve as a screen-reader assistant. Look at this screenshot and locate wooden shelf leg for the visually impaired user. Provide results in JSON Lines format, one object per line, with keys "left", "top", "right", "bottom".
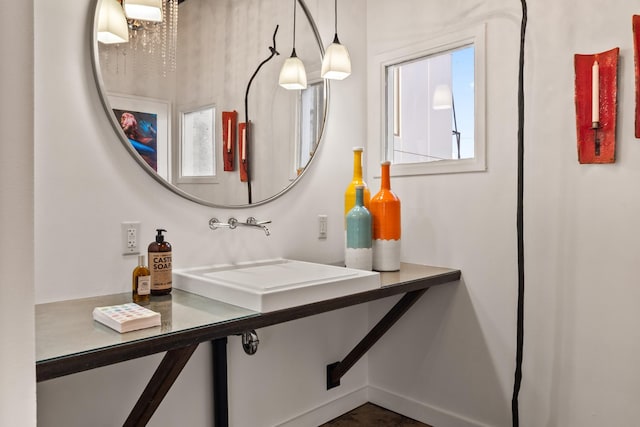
{"left": 124, "top": 343, "right": 199, "bottom": 426}
{"left": 327, "top": 288, "right": 429, "bottom": 389}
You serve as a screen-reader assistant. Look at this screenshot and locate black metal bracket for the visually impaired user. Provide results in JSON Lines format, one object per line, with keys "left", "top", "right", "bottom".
{"left": 124, "top": 343, "right": 199, "bottom": 426}
{"left": 212, "top": 338, "right": 229, "bottom": 427}
{"left": 326, "top": 288, "right": 429, "bottom": 389}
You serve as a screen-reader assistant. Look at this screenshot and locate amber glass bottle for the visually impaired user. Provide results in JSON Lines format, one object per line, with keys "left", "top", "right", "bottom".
{"left": 149, "top": 229, "right": 172, "bottom": 295}
{"left": 132, "top": 255, "right": 151, "bottom": 303}
{"left": 344, "top": 147, "right": 370, "bottom": 221}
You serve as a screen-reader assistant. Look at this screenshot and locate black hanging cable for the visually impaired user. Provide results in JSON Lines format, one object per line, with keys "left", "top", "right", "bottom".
{"left": 512, "top": 1, "right": 527, "bottom": 426}
{"left": 243, "top": 25, "right": 280, "bottom": 204}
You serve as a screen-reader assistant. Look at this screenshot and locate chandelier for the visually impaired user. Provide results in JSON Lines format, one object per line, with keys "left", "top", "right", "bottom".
{"left": 97, "top": 0, "right": 179, "bottom": 76}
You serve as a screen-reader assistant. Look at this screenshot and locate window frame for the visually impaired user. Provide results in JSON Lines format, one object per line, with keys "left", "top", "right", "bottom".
{"left": 177, "top": 104, "right": 218, "bottom": 184}
{"left": 369, "top": 23, "right": 486, "bottom": 177}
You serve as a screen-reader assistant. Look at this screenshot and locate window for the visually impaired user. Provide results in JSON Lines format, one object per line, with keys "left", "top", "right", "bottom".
{"left": 297, "top": 81, "right": 324, "bottom": 175}
{"left": 387, "top": 45, "right": 474, "bottom": 163}
{"left": 371, "top": 24, "right": 486, "bottom": 176}
{"left": 179, "top": 106, "right": 215, "bottom": 181}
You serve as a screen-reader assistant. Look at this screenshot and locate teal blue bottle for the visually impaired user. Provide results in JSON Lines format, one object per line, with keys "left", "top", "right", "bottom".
{"left": 345, "top": 186, "right": 372, "bottom": 270}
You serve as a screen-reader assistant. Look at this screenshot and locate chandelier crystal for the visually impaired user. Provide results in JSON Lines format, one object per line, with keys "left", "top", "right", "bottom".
{"left": 98, "top": 0, "right": 178, "bottom": 77}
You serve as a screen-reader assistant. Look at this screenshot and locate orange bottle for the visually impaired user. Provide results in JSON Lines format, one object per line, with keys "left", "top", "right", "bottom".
{"left": 369, "top": 161, "right": 401, "bottom": 271}
{"left": 344, "top": 147, "right": 370, "bottom": 222}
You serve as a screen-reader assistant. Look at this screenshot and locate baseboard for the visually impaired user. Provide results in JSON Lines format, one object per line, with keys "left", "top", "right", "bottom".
{"left": 275, "top": 385, "right": 492, "bottom": 427}
{"left": 368, "top": 386, "right": 493, "bottom": 427}
{"left": 276, "top": 386, "right": 369, "bottom": 427}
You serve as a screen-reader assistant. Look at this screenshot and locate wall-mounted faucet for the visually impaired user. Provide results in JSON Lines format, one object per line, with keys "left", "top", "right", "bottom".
{"left": 209, "top": 217, "right": 271, "bottom": 236}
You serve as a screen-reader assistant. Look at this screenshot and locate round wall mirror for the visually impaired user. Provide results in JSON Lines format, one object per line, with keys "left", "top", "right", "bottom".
{"left": 92, "top": 0, "right": 327, "bottom": 207}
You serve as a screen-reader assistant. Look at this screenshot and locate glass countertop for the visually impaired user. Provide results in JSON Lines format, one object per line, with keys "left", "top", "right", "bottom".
{"left": 36, "top": 263, "right": 461, "bottom": 366}
{"left": 36, "top": 289, "right": 258, "bottom": 363}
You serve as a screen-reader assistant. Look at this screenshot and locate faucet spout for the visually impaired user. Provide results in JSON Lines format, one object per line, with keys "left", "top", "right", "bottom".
{"left": 245, "top": 217, "right": 271, "bottom": 236}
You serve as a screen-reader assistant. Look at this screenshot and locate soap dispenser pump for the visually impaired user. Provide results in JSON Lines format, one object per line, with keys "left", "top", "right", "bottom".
{"left": 148, "top": 229, "right": 172, "bottom": 295}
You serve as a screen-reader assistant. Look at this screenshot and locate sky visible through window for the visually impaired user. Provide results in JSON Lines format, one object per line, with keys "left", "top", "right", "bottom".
{"left": 451, "top": 46, "right": 474, "bottom": 159}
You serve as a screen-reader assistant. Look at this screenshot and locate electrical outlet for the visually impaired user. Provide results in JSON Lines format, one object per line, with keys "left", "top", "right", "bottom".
{"left": 121, "top": 222, "right": 141, "bottom": 255}
{"left": 318, "top": 215, "right": 328, "bottom": 239}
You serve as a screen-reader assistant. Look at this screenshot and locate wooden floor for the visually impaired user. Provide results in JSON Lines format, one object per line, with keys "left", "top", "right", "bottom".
{"left": 320, "top": 403, "right": 432, "bottom": 426}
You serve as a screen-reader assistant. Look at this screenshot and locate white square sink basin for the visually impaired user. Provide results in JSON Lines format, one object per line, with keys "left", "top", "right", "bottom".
{"left": 173, "top": 259, "right": 380, "bottom": 312}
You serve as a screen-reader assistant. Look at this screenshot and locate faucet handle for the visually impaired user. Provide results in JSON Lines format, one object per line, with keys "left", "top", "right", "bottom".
{"left": 209, "top": 218, "right": 232, "bottom": 230}
{"left": 209, "top": 217, "right": 270, "bottom": 236}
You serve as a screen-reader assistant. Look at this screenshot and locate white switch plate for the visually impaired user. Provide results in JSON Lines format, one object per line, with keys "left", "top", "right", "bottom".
{"left": 121, "top": 221, "right": 141, "bottom": 255}
{"left": 318, "top": 215, "right": 327, "bottom": 239}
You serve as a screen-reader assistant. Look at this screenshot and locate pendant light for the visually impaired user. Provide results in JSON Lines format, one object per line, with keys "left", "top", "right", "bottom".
{"left": 97, "top": 0, "right": 129, "bottom": 44}
{"left": 432, "top": 84, "right": 453, "bottom": 110}
{"left": 321, "top": 0, "right": 351, "bottom": 80}
{"left": 432, "top": 84, "right": 461, "bottom": 159}
{"left": 279, "top": 0, "right": 307, "bottom": 90}
{"left": 123, "top": 0, "right": 163, "bottom": 22}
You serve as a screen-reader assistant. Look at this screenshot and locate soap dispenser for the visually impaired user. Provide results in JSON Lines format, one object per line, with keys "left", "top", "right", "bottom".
{"left": 148, "top": 229, "right": 172, "bottom": 295}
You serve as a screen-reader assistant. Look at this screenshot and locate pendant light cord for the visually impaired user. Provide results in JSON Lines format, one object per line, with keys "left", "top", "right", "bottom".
{"left": 512, "top": 0, "right": 527, "bottom": 426}
{"left": 334, "top": 0, "right": 338, "bottom": 35}
{"left": 292, "top": 0, "right": 297, "bottom": 52}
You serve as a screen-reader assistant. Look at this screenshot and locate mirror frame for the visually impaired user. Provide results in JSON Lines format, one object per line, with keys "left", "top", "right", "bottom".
{"left": 90, "top": 0, "right": 329, "bottom": 208}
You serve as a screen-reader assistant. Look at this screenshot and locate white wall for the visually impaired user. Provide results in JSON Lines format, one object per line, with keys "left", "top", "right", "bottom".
{"left": 23, "top": 0, "right": 640, "bottom": 426}
{"left": 366, "top": 1, "right": 640, "bottom": 426}
{"left": 35, "top": 0, "right": 371, "bottom": 426}
{"left": 521, "top": 2, "right": 640, "bottom": 425}
{"left": 0, "top": 1, "right": 36, "bottom": 426}
{"left": 366, "top": 2, "right": 520, "bottom": 425}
